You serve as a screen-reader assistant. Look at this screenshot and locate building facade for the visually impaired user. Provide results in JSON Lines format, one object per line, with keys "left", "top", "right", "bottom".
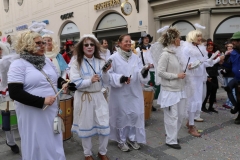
{"left": 0, "top": 0, "right": 154, "bottom": 50}
{"left": 1, "top": 0, "right": 239, "bottom": 50}
{"left": 149, "top": 0, "right": 240, "bottom": 48}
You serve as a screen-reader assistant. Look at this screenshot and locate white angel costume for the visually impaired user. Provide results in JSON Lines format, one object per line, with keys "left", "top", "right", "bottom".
{"left": 181, "top": 42, "right": 219, "bottom": 125}
{"left": 100, "top": 48, "right": 111, "bottom": 61}
{"left": 70, "top": 56, "right": 109, "bottom": 156}
{"left": 104, "top": 50, "right": 150, "bottom": 144}
{"left": 8, "top": 58, "right": 66, "bottom": 160}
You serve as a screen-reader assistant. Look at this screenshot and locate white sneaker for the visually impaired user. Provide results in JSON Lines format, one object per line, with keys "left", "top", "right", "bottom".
{"left": 118, "top": 143, "right": 131, "bottom": 152}
{"left": 126, "top": 140, "right": 140, "bottom": 150}
{"left": 194, "top": 118, "right": 204, "bottom": 122}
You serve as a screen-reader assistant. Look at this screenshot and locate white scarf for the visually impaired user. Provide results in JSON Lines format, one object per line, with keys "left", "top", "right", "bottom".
{"left": 45, "top": 51, "right": 61, "bottom": 76}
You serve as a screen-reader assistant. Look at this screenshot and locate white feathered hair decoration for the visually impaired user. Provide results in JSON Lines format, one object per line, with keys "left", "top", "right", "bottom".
{"left": 157, "top": 26, "right": 169, "bottom": 33}
{"left": 28, "top": 22, "right": 54, "bottom": 34}
{"left": 194, "top": 23, "right": 206, "bottom": 30}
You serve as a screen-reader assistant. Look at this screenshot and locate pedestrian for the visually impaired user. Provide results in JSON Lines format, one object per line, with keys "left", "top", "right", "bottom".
{"left": 99, "top": 39, "right": 111, "bottom": 61}
{"left": 106, "top": 34, "right": 150, "bottom": 152}
{"left": 0, "top": 42, "right": 20, "bottom": 154}
{"left": 62, "top": 40, "right": 75, "bottom": 64}
{"left": 70, "top": 34, "right": 110, "bottom": 160}
{"left": 157, "top": 27, "right": 186, "bottom": 149}
{"left": 8, "top": 30, "right": 66, "bottom": 160}
{"left": 223, "top": 31, "right": 240, "bottom": 124}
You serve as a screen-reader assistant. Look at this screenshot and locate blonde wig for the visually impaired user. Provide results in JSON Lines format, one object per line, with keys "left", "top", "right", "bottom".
{"left": 42, "top": 34, "right": 60, "bottom": 53}
{"left": 160, "top": 28, "right": 180, "bottom": 47}
{"left": 14, "top": 31, "right": 41, "bottom": 54}
{"left": 186, "top": 30, "right": 202, "bottom": 44}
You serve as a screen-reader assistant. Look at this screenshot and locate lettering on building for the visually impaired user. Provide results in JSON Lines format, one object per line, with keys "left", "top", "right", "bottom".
{"left": 60, "top": 12, "right": 74, "bottom": 20}
{"left": 216, "top": 0, "right": 240, "bottom": 5}
{"left": 16, "top": 25, "right": 28, "bottom": 31}
{"left": 4, "top": 29, "right": 13, "bottom": 34}
{"left": 94, "top": 0, "right": 121, "bottom": 11}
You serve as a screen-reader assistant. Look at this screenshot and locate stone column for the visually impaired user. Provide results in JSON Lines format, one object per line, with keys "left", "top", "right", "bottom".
{"left": 199, "top": 8, "right": 211, "bottom": 39}
{"left": 154, "top": 17, "right": 161, "bottom": 42}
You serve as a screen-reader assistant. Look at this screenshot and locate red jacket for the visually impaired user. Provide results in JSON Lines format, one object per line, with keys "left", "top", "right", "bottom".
{"left": 62, "top": 52, "right": 71, "bottom": 64}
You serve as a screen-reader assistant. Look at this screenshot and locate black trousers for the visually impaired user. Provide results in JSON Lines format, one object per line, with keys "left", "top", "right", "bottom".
{"left": 225, "top": 78, "right": 240, "bottom": 108}
{"left": 202, "top": 77, "right": 218, "bottom": 109}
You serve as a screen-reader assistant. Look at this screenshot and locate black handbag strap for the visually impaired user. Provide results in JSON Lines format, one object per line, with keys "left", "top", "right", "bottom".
{"left": 196, "top": 45, "right": 204, "bottom": 57}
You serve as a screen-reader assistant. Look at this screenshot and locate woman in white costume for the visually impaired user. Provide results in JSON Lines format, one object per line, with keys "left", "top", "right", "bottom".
{"left": 7, "top": 30, "right": 66, "bottom": 160}
{"left": 105, "top": 34, "right": 150, "bottom": 152}
{"left": 42, "top": 34, "right": 68, "bottom": 77}
{"left": 157, "top": 28, "right": 186, "bottom": 150}
{"left": 182, "top": 29, "right": 224, "bottom": 137}
{"left": 70, "top": 34, "right": 110, "bottom": 160}
{"left": 0, "top": 42, "right": 20, "bottom": 154}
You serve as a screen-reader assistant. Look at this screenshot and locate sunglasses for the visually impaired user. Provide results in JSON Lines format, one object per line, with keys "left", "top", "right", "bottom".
{"left": 84, "top": 43, "right": 95, "bottom": 47}
{"left": 35, "top": 41, "right": 46, "bottom": 45}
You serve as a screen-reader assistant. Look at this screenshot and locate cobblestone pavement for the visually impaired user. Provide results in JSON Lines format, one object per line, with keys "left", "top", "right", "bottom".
{"left": 0, "top": 88, "right": 240, "bottom": 160}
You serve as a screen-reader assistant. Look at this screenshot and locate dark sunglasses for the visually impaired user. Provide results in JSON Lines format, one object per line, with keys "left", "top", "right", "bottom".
{"left": 84, "top": 43, "right": 95, "bottom": 47}
{"left": 35, "top": 41, "right": 46, "bottom": 45}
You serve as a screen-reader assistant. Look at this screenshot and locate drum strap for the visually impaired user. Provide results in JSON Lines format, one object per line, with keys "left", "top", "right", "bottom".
{"left": 196, "top": 45, "right": 204, "bottom": 57}
{"left": 140, "top": 51, "right": 145, "bottom": 66}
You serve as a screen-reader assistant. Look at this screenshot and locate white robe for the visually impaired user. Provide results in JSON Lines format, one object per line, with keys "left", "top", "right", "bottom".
{"left": 8, "top": 58, "right": 66, "bottom": 160}
{"left": 181, "top": 42, "right": 215, "bottom": 113}
{"left": 100, "top": 49, "right": 111, "bottom": 62}
{"left": 70, "top": 56, "right": 110, "bottom": 138}
{"left": 105, "top": 52, "right": 150, "bottom": 144}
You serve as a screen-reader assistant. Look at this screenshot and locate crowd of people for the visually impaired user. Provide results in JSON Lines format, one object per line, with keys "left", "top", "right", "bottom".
{"left": 0, "top": 22, "right": 240, "bottom": 160}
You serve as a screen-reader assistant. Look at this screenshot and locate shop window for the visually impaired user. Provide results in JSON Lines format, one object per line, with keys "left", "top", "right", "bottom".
{"left": 3, "top": 0, "right": 9, "bottom": 12}
{"left": 17, "top": 0, "right": 23, "bottom": 6}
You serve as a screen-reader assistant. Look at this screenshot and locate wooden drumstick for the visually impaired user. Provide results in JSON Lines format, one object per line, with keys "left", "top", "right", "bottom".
{"left": 43, "top": 80, "right": 71, "bottom": 111}
{"left": 5, "top": 101, "right": 9, "bottom": 112}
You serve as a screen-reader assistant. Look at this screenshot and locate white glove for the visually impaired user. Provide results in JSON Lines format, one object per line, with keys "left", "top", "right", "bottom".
{"left": 210, "top": 50, "right": 219, "bottom": 60}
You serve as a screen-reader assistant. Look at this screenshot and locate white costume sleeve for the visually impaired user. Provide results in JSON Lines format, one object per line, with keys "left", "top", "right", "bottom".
{"left": 8, "top": 59, "right": 25, "bottom": 84}
{"left": 138, "top": 57, "right": 150, "bottom": 83}
{"left": 70, "top": 61, "right": 91, "bottom": 89}
{"left": 108, "top": 67, "right": 123, "bottom": 88}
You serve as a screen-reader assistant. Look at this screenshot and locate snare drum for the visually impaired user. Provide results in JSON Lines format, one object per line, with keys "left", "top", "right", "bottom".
{"left": 0, "top": 101, "right": 18, "bottom": 130}
{"left": 143, "top": 87, "right": 154, "bottom": 120}
{"left": 59, "top": 94, "right": 73, "bottom": 141}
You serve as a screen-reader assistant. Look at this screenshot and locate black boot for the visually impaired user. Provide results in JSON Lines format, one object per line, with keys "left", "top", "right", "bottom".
{"left": 201, "top": 106, "right": 210, "bottom": 113}
{"left": 230, "top": 106, "right": 239, "bottom": 114}
{"left": 208, "top": 107, "right": 218, "bottom": 113}
{"left": 152, "top": 106, "right": 156, "bottom": 111}
{"left": 234, "top": 113, "right": 240, "bottom": 124}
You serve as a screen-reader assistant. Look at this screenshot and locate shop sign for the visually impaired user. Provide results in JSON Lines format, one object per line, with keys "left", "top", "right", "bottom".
{"left": 94, "top": 0, "right": 121, "bottom": 11}
{"left": 60, "top": 12, "right": 74, "bottom": 20}
{"left": 16, "top": 25, "right": 28, "bottom": 31}
{"left": 216, "top": 0, "right": 240, "bottom": 5}
{"left": 4, "top": 29, "right": 13, "bottom": 34}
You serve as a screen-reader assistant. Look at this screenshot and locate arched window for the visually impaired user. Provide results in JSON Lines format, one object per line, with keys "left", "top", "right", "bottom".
{"left": 3, "top": 0, "right": 9, "bottom": 12}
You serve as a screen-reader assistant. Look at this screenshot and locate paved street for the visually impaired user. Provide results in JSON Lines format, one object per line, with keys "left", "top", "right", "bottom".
{"left": 0, "top": 88, "right": 240, "bottom": 160}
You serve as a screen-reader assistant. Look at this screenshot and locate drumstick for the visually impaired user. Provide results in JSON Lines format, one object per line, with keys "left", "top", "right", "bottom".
{"left": 5, "top": 101, "right": 9, "bottom": 112}
{"left": 184, "top": 57, "right": 190, "bottom": 73}
{"left": 43, "top": 80, "right": 71, "bottom": 111}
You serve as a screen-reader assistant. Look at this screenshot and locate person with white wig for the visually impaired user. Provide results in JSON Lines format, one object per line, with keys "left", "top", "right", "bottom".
{"left": 157, "top": 27, "right": 186, "bottom": 149}
{"left": 182, "top": 27, "right": 224, "bottom": 137}
{"left": 69, "top": 34, "right": 111, "bottom": 160}
{"left": 42, "top": 34, "right": 68, "bottom": 77}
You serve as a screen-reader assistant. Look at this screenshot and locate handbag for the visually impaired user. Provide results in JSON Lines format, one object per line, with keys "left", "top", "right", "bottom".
{"left": 40, "top": 69, "right": 65, "bottom": 134}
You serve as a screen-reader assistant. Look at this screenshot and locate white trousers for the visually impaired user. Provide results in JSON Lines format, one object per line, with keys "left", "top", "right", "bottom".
{"left": 5, "top": 131, "right": 16, "bottom": 146}
{"left": 194, "top": 82, "right": 207, "bottom": 119}
{"left": 82, "top": 135, "right": 108, "bottom": 157}
{"left": 163, "top": 98, "right": 186, "bottom": 144}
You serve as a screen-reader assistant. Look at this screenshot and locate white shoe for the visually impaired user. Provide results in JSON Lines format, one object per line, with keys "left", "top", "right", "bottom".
{"left": 126, "top": 140, "right": 140, "bottom": 150}
{"left": 118, "top": 143, "right": 131, "bottom": 152}
{"left": 194, "top": 118, "right": 204, "bottom": 122}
